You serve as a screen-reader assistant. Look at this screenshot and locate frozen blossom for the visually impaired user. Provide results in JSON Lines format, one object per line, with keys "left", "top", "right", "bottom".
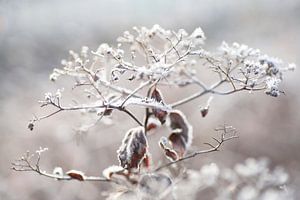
{"left": 190, "top": 27, "right": 206, "bottom": 40}
{"left": 189, "top": 27, "right": 206, "bottom": 45}
{"left": 81, "top": 46, "right": 89, "bottom": 58}
{"left": 46, "top": 25, "right": 294, "bottom": 106}
{"left": 44, "top": 92, "right": 53, "bottom": 102}
{"left": 35, "top": 146, "right": 49, "bottom": 155}
{"left": 52, "top": 167, "right": 63, "bottom": 176}
{"left": 41, "top": 89, "right": 64, "bottom": 105}
{"left": 265, "top": 77, "right": 281, "bottom": 97}
{"left": 219, "top": 42, "right": 260, "bottom": 59}
{"left": 217, "top": 41, "right": 294, "bottom": 97}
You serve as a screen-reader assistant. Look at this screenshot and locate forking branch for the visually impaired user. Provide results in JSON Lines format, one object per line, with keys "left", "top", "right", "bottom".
{"left": 154, "top": 125, "right": 238, "bottom": 172}
{"left": 11, "top": 148, "right": 115, "bottom": 183}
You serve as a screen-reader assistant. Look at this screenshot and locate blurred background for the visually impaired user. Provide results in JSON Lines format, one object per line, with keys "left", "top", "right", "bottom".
{"left": 0, "top": 0, "right": 299, "bottom": 199}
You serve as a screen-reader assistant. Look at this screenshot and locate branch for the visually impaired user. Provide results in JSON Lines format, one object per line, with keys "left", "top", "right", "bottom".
{"left": 120, "top": 80, "right": 151, "bottom": 108}
{"left": 182, "top": 69, "right": 208, "bottom": 90}
{"left": 171, "top": 80, "right": 225, "bottom": 108}
{"left": 170, "top": 74, "right": 267, "bottom": 108}
{"left": 154, "top": 125, "right": 238, "bottom": 171}
{"left": 118, "top": 108, "right": 143, "bottom": 126}
{"left": 11, "top": 149, "right": 114, "bottom": 183}
{"left": 31, "top": 92, "right": 173, "bottom": 129}
{"left": 166, "top": 42, "right": 192, "bottom": 70}
{"left": 81, "top": 65, "right": 107, "bottom": 102}
{"left": 79, "top": 60, "right": 144, "bottom": 99}
{"left": 163, "top": 34, "right": 182, "bottom": 60}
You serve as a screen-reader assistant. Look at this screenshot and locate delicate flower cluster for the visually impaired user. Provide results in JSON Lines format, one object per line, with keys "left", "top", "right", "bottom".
{"left": 219, "top": 42, "right": 295, "bottom": 97}
{"left": 48, "top": 25, "right": 294, "bottom": 105}
{"left": 40, "top": 89, "right": 64, "bottom": 106}
{"left": 49, "top": 25, "right": 208, "bottom": 86}
{"left": 35, "top": 146, "right": 49, "bottom": 155}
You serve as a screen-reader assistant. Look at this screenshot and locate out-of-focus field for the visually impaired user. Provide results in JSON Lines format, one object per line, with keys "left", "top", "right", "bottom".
{"left": 0, "top": 0, "right": 299, "bottom": 199}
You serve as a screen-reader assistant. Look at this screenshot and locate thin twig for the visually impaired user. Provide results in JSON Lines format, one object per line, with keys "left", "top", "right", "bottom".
{"left": 171, "top": 80, "right": 225, "bottom": 108}
{"left": 11, "top": 151, "right": 114, "bottom": 183}
{"left": 99, "top": 79, "right": 143, "bottom": 98}
{"left": 182, "top": 69, "right": 208, "bottom": 90}
{"left": 154, "top": 132, "right": 238, "bottom": 172}
{"left": 81, "top": 65, "right": 107, "bottom": 102}
{"left": 165, "top": 37, "right": 181, "bottom": 58}
{"left": 33, "top": 91, "right": 170, "bottom": 127}
{"left": 118, "top": 108, "right": 143, "bottom": 126}
{"left": 12, "top": 167, "right": 111, "bottom": 182}
{"left": 120, "top": 80, "right": 151, "bottom": 108}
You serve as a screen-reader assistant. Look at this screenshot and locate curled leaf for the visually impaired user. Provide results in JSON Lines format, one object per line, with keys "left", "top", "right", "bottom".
{"left": 103, "top": 108, "right": 113, "bottom": 116}
{"left": 146, "top": 117, "right": 161, "bottom": 132}
{"left": 167, "top": 110, "right": 193, "bottom": 158}
{"left": 66, "top": 170, "right": 85, "bottom": 181}
{"left": 151, "top": 88, "right": 168, "bottom": 124}
{"left": 117, "top": 126, "right": 148, "bottom": 170}
{"left": 159, "top": 137, "right": 178, "bottom": 161}
{"left": 102, "top": 165, "right": 125, "bottom": 180}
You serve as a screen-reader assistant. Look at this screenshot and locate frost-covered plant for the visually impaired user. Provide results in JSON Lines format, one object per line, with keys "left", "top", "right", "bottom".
{"left": 12, "top": 25, "right": 295, "bottom": 199}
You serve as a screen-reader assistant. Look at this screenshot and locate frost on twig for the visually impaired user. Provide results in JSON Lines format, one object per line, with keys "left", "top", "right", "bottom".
{"left": 155, "top": 124, "right": 238, "bottom": 171}
{"left": 13, "top": 25, "right": 296, "bottom": 197}
{"left": 11, "top": 147, "right": 110, "bottom": 182}
{"left": 27, "top": 25, "right": 294, "bottom": 131}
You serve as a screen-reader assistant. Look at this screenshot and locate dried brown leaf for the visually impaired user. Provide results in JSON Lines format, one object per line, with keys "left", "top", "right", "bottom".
{"left": 200, "top": 96, "right": 213, "bottom": 117}
{"left": 102, "top": 165, "right": 125, "bottom": 180}
{"left": 151, "top": 88, "right": 168, "bottom": 124}
{"left": 200, "top": 107, "right": 209, "bottom": 117}
{"left": 103, "top": 108, "right": 113, "bottom": 116}
{"left": 66, "top": 170, "right": 85, "bottom": 181}
{"left": 168, "top": 133, "right": 186, "bottom": 157}
{"left": 167, "top": 110, "right": 193, "bottom": 157}
{"left": 159, "top": 137, "right": 178, "bottom": 161}
{"left": 117, "top": 126, "right": 148, "bottom": 170}
{"left": 28, "top": 122, "right": 34, "bottom": 131}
